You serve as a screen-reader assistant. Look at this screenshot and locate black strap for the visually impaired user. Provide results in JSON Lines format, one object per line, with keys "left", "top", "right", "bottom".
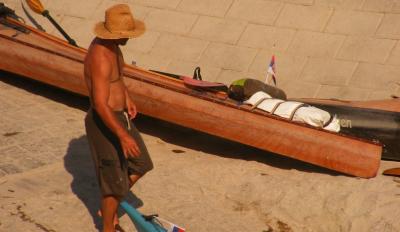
{"left": 288, "top": 103, "right": 308, "bottom": 120}
{"left": 270, "top": 101, "right": 285, "bottom": 115}
{"left": 250, "top": 97, "right": 271, "bottom": 111}
{"left": 149, "top": 70, "right": 182, "bottom": 79}
{"left": 0, "top": 3, "right": 16, "bottom": 18}
{"left": 193, "top": 67, "right": 202, "bottom": 80}
{"left": 142, "top": 214, "right": 158, "bottom": 221}
{"left": 0, "top": 3, "right": 24, "bottom": 21}
{"left": 323, "top": 113, "right": 334, "bottom": 128}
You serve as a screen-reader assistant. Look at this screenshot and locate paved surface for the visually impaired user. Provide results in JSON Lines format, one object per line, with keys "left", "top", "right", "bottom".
{"left": 0, "top": 73, "right": 96, "bottom": 231}
{"left": 0, "top": 73, "right": 152, "bottom": 232}
{"left": 0, "top": 74, "right": 87, "bottom": 177}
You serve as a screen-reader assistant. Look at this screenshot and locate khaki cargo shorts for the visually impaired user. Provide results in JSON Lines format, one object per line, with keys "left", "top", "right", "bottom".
{"left": 85, "top": 108, "right": 153, "bottom": 199}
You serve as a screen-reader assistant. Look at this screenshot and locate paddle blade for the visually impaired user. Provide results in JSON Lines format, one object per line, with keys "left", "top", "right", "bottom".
{"left": 25, "top": 0, "right": 45, "bottom": 14}
{"left": 382, "top": 168, "right": 400, "bottom": 177}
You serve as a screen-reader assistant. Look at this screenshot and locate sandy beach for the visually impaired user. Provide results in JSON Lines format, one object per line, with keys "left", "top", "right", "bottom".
{"left": 0, "top": 72, "right": 400, "bottom": 232}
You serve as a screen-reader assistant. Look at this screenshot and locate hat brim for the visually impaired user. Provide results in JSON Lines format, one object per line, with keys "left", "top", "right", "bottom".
{"left": 94, "top": 19, "right": 145, "bottom": 39}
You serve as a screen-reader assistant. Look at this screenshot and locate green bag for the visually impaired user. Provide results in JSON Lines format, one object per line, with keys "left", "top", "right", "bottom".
{"left": 228, "top": 78, "right": 287, "bottom": 101}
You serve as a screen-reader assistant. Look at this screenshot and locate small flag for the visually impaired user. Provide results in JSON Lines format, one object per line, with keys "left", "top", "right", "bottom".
{"left": 171, "top": 225, "right": 186, "bottom": 232}
{"left": 155, "top": 216, "right": 185, "bottom": 232}
{"left": 266, "top": 55, "right": 277, "bottom": 86}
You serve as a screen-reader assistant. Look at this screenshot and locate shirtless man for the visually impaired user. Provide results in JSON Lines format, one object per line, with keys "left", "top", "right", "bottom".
{"left": 84, "top": 4, "right": 153, "bottom": 232}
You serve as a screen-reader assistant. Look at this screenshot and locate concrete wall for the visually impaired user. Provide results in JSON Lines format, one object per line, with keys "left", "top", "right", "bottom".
{"left": 4, "top": 0, "right": 400, "bottom": 100}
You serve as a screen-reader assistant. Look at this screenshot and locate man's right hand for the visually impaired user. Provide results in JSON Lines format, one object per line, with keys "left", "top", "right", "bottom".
{"left": 120, "top": 135, "right": 140, "bottom": 158}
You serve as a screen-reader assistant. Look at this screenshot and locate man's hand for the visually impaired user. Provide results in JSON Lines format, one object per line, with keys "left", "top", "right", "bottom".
{"left": 120, "top": 135, "right": 140, "bottom": 158}
{"left": 126, "top": 100, "right": 137, "bottom": 120}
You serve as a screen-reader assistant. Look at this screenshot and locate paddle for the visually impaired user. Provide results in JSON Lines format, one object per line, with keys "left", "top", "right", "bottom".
{"left": 120, "top": 201, "right": 185, "bottom": 232}
{"left": 25, "top": 0, "right": 77, "bottom": 46}
{"left": 382, "top": 168, "right": 400, "bottom": 177}
{"left": 21, "top": 1, "right": 45, "bottom": 31}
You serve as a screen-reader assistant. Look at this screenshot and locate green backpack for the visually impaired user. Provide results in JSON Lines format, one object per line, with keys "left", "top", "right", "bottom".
{"left": 228, "top": 79, "right": 287, "bottom": 101}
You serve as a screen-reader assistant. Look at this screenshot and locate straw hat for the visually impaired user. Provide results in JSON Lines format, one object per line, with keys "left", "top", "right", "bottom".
{"left": 94, "top": 4, "right": 145, "bottom": 39}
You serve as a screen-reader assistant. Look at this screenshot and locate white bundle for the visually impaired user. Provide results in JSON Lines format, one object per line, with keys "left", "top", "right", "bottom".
{"left": 244, "top": 91, "right": 340, "bottom": 132}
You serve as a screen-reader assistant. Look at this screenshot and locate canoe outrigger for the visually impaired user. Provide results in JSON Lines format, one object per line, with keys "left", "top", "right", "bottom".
{"left": 0, "top": 7, "right": 387, "bottom": 178}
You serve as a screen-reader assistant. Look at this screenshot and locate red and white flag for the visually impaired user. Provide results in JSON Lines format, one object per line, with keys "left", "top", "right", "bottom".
{"left": 156, "top": 217, "right": 185, "bottom": 232}
{"left": 266, "top": 55, "right": 277, "bottom": 86}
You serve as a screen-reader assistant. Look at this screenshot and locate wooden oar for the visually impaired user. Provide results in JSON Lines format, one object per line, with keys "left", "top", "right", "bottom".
{"left": 25, "top": 0, "right": 77, "bottom": 46}
{"left": 21, "top": 2, "right": 45, "bottom": 31}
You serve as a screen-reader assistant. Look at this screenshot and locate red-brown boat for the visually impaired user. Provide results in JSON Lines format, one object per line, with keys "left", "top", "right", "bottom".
{"left": 0, "top": 14, "right": 385, "bottom": 178}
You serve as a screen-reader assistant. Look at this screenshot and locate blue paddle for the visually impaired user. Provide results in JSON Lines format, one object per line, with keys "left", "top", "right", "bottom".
{"left": 119, "top": 201, "right": 166, "bottom": 232}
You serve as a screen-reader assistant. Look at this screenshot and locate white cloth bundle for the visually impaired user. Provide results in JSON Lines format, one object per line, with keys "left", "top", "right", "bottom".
{"left": 244, "top": 91, "right": 340, "bottom": 132}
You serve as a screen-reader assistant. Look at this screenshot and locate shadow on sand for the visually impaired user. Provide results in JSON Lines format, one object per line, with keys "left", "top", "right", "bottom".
{"left": 63, "top": 136, "right": 144, "bottom": 231}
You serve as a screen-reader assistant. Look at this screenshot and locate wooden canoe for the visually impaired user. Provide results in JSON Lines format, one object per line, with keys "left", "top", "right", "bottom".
{"left": 0, "top": 16, "right": 383, "bottom": 178}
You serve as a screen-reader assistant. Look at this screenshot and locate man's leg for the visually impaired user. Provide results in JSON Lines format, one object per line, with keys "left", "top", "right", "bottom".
{"left": 101, "top": 175, "right": 142, "bottom": 231}
{"left": 102, "top": 196, "right": 119, "bottom": 232}
{"left": 129, "top": 174, "right": 143, "bottom": 188}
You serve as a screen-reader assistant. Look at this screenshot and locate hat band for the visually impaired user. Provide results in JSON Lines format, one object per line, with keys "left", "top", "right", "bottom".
{"left": 104, "top": 22, "right": 135, "bottom": 34}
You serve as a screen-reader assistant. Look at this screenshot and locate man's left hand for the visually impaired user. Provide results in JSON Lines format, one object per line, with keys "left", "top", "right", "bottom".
{"left": 127, "top": 101, "right": 137, "bottom": 120}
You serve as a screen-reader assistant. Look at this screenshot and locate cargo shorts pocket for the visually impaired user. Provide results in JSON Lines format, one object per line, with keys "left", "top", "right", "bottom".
{"left": 99, "top": 158, "right": 128, "bottom": 198}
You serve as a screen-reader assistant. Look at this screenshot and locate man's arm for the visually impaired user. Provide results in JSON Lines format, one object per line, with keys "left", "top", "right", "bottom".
{"left": 124, "top": 87, "right": 137, "bottom": 120}
{"left": 90, "top": 49, "right": 139, "bottom": 157}
{"left": 119, "top": 48, "right": 137, "bottom": 120}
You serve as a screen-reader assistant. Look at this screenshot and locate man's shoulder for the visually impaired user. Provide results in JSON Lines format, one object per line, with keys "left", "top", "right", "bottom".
{"left": 85, "top": 45, "right": 113, "bottom": 69}
{"left": 90, "top": 43, "right": 113, "bottom": 57}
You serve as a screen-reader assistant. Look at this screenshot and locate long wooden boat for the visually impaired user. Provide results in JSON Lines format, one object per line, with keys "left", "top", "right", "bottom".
{"left": 0, "top": 14, "right": 383, "bottom": 178}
